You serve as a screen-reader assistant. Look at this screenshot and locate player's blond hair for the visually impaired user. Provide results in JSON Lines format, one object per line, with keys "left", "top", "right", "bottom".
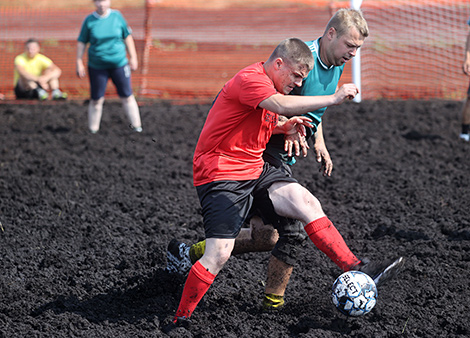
{"left": 268, "top": 38, "right": 314, "bottom": 72}
{"left": 325, "top": 8, "right": 369, "bottom": 38}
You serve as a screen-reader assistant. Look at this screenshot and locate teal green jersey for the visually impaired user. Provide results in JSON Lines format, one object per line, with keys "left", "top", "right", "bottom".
{"left": 78, "top": 10, "right": 132, "bottom": 70}
{"left": 263, "top": 38, "right": 344, "bottom": 166}
{"left": 297, "top": 39, "right": 344, "bottom": 132}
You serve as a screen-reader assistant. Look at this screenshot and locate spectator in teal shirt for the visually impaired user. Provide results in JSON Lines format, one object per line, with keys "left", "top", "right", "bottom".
{"left": 76, "top": 0, "right": 142, "bottom": 133}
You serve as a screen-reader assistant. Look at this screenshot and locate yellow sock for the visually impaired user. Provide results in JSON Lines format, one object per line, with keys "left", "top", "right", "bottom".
{"left": 189, "top": 240, "right": 206, "bottom": 263}
{"left": 262, "top": 293, "right": 285, "bottom": 310}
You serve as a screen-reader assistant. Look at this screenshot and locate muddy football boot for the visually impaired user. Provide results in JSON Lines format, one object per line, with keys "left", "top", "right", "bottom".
{"left": 262, "top": 293, "right": 285, "bottom": 312}
{"left": 161, "top": 316, "right": 191, "bottom": 335}
{"left": 166, "top": 239, "right": 192, "bottom": 275}
{"left": 353, "top": 257, "right": 405, "bottom": 287}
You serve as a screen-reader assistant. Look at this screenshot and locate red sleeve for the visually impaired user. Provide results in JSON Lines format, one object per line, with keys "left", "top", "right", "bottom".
{"left": 236, "top": 67, "right": 277, "bottom": 110}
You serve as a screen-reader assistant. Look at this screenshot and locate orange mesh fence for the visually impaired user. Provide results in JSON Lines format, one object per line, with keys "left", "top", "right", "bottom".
{"left": 1, "top": 0, "right": 469, "bottom": 102}
{"left": 357, "top": 0, "right": 470, "bottom": 100}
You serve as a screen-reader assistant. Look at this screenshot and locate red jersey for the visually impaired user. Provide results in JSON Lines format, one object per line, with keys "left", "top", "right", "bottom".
{"left": 193, "top": 62, "right": 279, "bottom": 186}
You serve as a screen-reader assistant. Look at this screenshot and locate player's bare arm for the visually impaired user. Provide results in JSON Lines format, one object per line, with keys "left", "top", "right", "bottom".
{"left": 124, "top": 35, "right": 138, "bottom": 71}
{"left": 76, "top": 42, "right": 87, "bottom": 78}
{"left": 463, "top": 31, "right": 470, "bottom": 75}
{"left": 259, "top": 83, "right": 358, "bottom": 116}
{"left": 314, "top": 122, "right": 333, "bottom": 176}
{"left": 38, "top": 64, "right": 61, "bottom": 89}
{"left": 15, "top": 64, "right": 39, "bottom": 83}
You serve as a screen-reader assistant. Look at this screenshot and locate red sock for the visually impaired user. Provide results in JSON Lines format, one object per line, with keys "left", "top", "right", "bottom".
{"left": 304, "top": 216, "right": 360, "bottom": 271}
{"left": 174, "top": 260, "right": 216, "bottom": 321}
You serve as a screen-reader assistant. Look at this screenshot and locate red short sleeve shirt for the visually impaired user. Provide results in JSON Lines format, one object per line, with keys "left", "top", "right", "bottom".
{"left": 193, "top": 62, "right": 279, "bottom": 186}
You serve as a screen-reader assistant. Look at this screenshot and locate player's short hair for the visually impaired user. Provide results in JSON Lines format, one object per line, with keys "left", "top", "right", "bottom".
{"left": 268, "top": 38, "right": 314, "bottom": 72}
{"left": 25, "top": 38, "right": 39, "bottom": 46}
{"left": 325, "top": 8, "right": 369, "bottom": 38}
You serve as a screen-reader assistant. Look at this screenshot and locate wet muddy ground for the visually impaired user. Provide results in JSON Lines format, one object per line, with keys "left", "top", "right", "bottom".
{"left": 0, "top": 99, "right": 469, "bottom": 337}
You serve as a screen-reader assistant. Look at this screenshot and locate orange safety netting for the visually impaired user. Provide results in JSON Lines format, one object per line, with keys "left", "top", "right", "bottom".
{"left": 1, "top": 0, "right": 469, "bottom": 102}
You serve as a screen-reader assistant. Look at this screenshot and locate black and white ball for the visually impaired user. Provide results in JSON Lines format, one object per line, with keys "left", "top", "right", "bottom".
{"left": 331, "top": 271, "right": 377, "bottom": 316}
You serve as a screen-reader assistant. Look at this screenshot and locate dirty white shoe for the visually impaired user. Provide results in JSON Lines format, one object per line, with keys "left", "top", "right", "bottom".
{"left": 459, "top": 133, "right": 469, "bottom": 142}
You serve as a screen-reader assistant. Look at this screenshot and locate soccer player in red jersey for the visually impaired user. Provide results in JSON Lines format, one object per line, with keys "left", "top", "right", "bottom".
{"left": 163, "top": 37, "right": 360, "bottom": 332}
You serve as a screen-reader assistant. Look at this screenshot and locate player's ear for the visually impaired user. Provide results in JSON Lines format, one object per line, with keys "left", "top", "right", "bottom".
{"left": 326, "top": 27, "right": 336, "bottom": 41}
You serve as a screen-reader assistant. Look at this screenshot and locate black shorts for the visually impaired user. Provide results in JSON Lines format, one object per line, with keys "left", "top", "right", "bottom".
{"left": 196, "top": 162, "right": 298, "bottom": 239}
{"left": 15, "top": 83, "right": 39, "bottom": 99}
{"left": 248, "top": 160, "right": 293, "bottom": 225}
{"left": 88, "top": 65, "right": 133, "bottom": 100}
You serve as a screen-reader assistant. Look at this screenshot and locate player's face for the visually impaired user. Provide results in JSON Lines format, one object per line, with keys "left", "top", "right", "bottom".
{"left": 94, "top": 0, "right": 111, "bottom": 15}
{"left": 328, "top": 26, "right": 364, "bottom": 67}
{"left": 25, "top": 42, "right": 40, "bottom": 59}
{"left": 275, "top": 59, "right": 309, "bottom": 95}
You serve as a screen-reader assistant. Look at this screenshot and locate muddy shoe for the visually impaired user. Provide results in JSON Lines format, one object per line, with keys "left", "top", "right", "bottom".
{"left": 353, "top": 257, "right": 405, "bottom": 287}
{"left": 161, "top": 316, "right": 191, "bottom": 335}
{"left": 166, "top": 239, "right": 192, "bottom": 275}
{"left": 262, "top": 293, "right": 285, "bottom": 312}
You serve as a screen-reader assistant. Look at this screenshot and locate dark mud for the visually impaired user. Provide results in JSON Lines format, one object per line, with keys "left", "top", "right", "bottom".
{"left": 0, "top": 99, "right": 469, "bottom": 337}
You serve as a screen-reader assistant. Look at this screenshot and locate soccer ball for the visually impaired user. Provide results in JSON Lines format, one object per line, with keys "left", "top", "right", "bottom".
{"left": 331, "top": 271, "right": 377, "bottom": 316}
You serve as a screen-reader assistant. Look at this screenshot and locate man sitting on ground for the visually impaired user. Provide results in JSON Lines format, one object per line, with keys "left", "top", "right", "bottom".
{"left": 14, "top": 38, "right": 67, "bottom": 101}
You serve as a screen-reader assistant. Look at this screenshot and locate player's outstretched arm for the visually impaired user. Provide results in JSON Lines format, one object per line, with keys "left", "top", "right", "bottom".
{"left": 260, "top": 83, "right": 358, "bottom": 117}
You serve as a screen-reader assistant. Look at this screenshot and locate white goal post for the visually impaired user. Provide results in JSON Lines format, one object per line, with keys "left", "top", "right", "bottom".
{"left": 351, "top": 0, "right": 363, "bottom": 102}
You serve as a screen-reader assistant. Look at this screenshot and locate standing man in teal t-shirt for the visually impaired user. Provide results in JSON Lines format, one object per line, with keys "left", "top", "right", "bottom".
{"left": 76, "top": 0, "right": 142, "bottom": 134}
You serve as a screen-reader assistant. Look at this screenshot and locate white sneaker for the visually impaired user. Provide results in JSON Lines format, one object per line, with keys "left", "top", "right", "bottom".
{"left": 459, "top": 133, "right": 469, "bottom": 142}
{"left": 52, "top": 90, "right": 68, "bottom": 100}
{"left": 36, "top": 88, "right": 48, "bottom": 101}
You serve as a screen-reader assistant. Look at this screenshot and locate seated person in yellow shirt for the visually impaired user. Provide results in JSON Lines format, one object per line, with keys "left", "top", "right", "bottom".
{"left": 14, "top": 38, "right": 67, "bottom": 101}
